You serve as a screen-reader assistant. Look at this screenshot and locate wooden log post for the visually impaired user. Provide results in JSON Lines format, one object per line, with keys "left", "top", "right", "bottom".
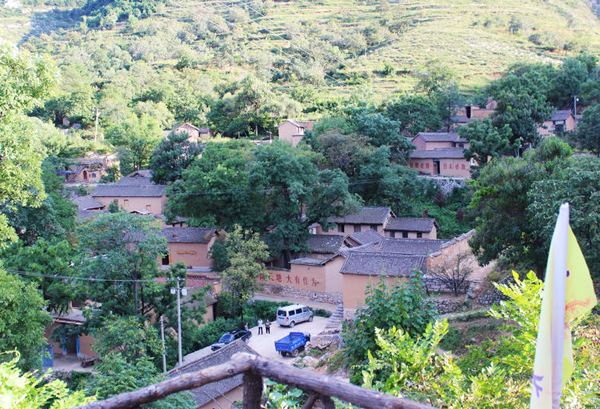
{"left": 243, "top": 371, "right": 263, "bottom": 409}
{"left": 235, "top": 353, "right": 437, "bottom": 409}
{"left": 74, "top": 356, "right": 253, "bottom": 409}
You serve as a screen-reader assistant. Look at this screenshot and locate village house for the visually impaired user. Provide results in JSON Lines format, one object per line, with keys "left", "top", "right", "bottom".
{"left": 44, "top": 308, "right": 97, "bottom": 369}
{"left": 169, "top": 341, "right": 257, "bottom": 409}
{"left": 408, "top": 132, "right": 473, "bottom": 178}
{"left": 384, "top": 217, "right": 438, "bottom": 239}
{"left": 60, "top": 153, "right": 117, "bottom": 183}
{"left": 278, "top": 119, "right": 315, "bottom": 147}
{"left": 341, "top": 233, "right": 477, "bottom": 313}
{"left": 169, "top": 123, "right": 211, "bottom": 143}
{"left": 158, "top": 227, "right": 218, "bottom": 269}
{"left": 316, "top": 206, "right": 395, "bottom": 236}
{"left": 538, "top": 110, "right": 577, "bottom": 137}
{"left": 91, "top": 171, "right": 167, "bottom": 215}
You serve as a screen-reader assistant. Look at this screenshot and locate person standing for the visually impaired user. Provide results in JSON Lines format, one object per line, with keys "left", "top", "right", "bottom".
{"left": 265, "top": 319, "right": 271, "bottom": 334}
{"left": 257, "top": 318, "right": 263, "bottom": 335}
{"left": 244, "top": 322, "right": 249, "bottom": 331}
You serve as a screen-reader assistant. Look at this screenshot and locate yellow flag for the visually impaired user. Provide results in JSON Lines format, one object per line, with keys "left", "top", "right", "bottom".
{"left": 530, "top": 203, "right": 597, "bottom": 409}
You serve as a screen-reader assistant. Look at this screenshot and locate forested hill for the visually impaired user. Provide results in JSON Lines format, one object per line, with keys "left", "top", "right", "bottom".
{"left": 1, "top": 0, "right": 599, "bottom": 136}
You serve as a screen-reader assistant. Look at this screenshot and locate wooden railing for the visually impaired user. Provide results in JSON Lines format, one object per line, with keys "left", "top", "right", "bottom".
{"left": 75, "top": 352, "right": 436, "bottom": 409}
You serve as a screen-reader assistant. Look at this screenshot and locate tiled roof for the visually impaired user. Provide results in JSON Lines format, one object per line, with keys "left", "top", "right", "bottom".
{"left": 409, "top": 148, "right": 466, "bottom": 159}
{"left": 452, "top": 115, "right": 472, "bottom": 123}
{"left": 158, "top": 227, "right": 216, "bottom": 244}
{"left": 340, "top": 251, "right": 426, "bottom": 276}
{"left": 72, "top": 195, "right": 105, "bottom": 210}
{"left": 76, "top": 209, "right": 108, "bottom": 222}
{"left": 346, "top": 229, "right": 384, "bottom": 246}
{"left": 168, "top": 341, "right": 257, "bottom": 408}
{"left": 289, "top": 256, "right": 338, "bottom": 266}
{"left": 173, "top": 122, "right": 200, "bottom": 132}
{"left": 377, "top": 238, "right": 447, "bottom": 255}
{"left": 552, "top": 110, "right": 572, "bottom": 121}
{"left": 414, "top": 132, "right": 461, "bottom": 142}
{"left": 329, "top": 207, "right": 392, "bottom": 225}
{"left": 92, "top": 184, "right": 166, "bottom": 197}
{"left": 385, "top": 218, "right": 436, "bottom": 232}
{"left": 306, "top": 235, "right": 345, "bottom": 254}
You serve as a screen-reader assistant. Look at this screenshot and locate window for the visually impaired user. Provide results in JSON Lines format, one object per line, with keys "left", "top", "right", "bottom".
{"left": 370, "top": 225, "right": 377, "bottom": 231}
{"left": 92, "top": 173, "right": 97, "bottom": 178}
{"left": 417, "top": 232, "right": 422, "bottom": 238}
{"left": 295, "top": 309, "right": 302, "bottom": 315}
{"left": 402, "top": 231, "right": 408, "bottom": 238}
{"left": 390, "top": 231, "right": 396, "bottom": 238}
{"left": 338, "top": 224, "right": 345, "bottom": 233}
{"left": 124, "top": 199, "right": 129, "bottom": 207}
{"left": 354, "top": 225, "right": 361, "bottom": 233}
{"left": 146, "top": 205, "right": 151, "bottom": 211}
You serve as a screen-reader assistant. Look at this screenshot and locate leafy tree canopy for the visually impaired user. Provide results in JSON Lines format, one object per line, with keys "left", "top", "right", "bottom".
{"left": 467, "top": 137, "right": 573, "bottom": 275}
{"left": 75, "top": 212, "right": 169, "bottom": 319}
{"left": 149, "top": 131, "right": 204, "bottom": 185}
{"left": 0, "top": 43, "right": 57, "bottom": 247}
{"left": 459, "top": 117, "right": 511, "bottom": 176}
{"left": 0, "top": 270, "right": 52, "bottom": 370}
{"left": 343, "top": 272, "right": 437, "bottom": 377}
{"left": 528, "top": 155, "right": 600, "bottom": 281}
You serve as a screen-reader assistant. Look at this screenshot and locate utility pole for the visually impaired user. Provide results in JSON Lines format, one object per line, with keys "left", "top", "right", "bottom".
{"left": 160, "top": 316, "right": 167, "bottom": 373}
{"left": 94, "top": 108, "right": 99, "bottom": 144}
{"left": 170, "top": 277, "right": 187, "bottom": 366}
{"left": 574, "top": 95, "right": 579, "bottom": 116}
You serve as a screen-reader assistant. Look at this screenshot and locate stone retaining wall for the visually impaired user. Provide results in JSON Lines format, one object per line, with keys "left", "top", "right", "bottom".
{"left": 261, "top": 284, "right": 342, "bottom": 305}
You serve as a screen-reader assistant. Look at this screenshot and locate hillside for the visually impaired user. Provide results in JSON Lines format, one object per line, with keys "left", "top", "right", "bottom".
{"left": 1, "top": 0, "right": 599, "bottom": 133}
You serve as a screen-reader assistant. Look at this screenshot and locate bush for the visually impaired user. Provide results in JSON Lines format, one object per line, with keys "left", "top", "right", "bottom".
{"left": 313, "top": 308, "right": 332, "bottom": 318}
{"left": 343, "top": 272, "right": 437, "bottom": 379}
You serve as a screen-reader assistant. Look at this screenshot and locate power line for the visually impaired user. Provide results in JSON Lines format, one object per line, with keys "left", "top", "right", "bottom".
{"left": 5, "top": 269, "right": 169, "bottom": 283}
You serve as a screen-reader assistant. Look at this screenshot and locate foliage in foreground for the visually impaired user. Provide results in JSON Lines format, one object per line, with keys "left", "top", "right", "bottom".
{"left": 361, "top": 272, "right": 600, "bottom": 408}
{"left": 0, "top": 354, "right": 93, "bottom": 408}
{"left": 343, "top": 272, "right": 437, "bottom": 377}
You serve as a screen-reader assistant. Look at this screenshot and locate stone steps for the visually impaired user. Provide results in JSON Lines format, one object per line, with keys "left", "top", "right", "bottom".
{"left": 325, "top": 304, "right": 344, "bottom": 329}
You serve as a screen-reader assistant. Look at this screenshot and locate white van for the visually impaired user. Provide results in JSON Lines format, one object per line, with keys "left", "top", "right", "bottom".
{"left": 276, "top": 304, "right": 313, "bottom": 327}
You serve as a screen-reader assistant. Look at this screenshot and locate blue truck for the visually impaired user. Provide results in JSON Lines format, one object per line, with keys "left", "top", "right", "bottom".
{"left": 274, "top": 332, "right": 311, "bottom": 357}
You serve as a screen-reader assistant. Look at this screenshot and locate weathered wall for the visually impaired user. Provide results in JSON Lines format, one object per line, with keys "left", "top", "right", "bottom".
{"left": 261, "top": 283, "right": 342, "bottom": 305}
{"left": 167, "top": 239, "right": 214, "bottom": 268}
{"left": 94, "top": 196, "right": 167, "bottom": 214}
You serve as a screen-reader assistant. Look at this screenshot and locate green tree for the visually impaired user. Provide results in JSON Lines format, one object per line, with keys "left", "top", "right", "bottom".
{"left": 343, "top": 273, "right": 437, "bottom": 377}
{"left": 0, "top": 43, "right": 57, "bottom": 247}
{"left": 106, "top": 113, "right": 163, "bottom": 175}
{"left": 574, "top": 103, "right": 600, "bottom": 156}
{"left": 384, "top": 94, "right": 443, "bottom": 137}
{"left": 75, "top": 212, "right": 169, "bottom": 318}
{"left": 1, "top": 238, "right": 77, "bottom": 314}
{"left": 1, "top": 158, "right": 77, "bottom": 245}
{"left": 361, "top": 272, "right": 600, "bottom": 408}
{"left": 166, "top": 140, "right": 260, "bottom": 229}
{"left": 87, "top": 352, "right": 195, "bottom": 409}
{"left": 0, "top": 271, "right": 52, "bottom": 370}
{"left": 221, "top": 225, "right": 270, "bottom": 318}
{"left": 353, "top": 112, "right": 415, "bottom": 162}
{"left": 247, "top": 142, "right": 359, "bottom": 261}
{"left": 459, "top": 118, "right": 511, "bottom": 176}
{"left": 93, "top": 315, "right": 162, "bottom": 363}
{"left": 467, "top": 138, "right": 572, "bottom": 275}
{"left": 528, "top": 155, "right": 600, "bottom": 281}
{"left": 488, "top": 68, "right": 554, "bottom": 148}
{"left": 0, "top": 354, "right": 93, "bottom": 408}
{"left": 149, "top": 131, "right": 204, "bottom": 184}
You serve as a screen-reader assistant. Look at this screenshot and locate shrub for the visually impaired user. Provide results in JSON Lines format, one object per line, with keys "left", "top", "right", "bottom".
{"left": 343, "top": 272, "right": 437, "bottom": 379}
